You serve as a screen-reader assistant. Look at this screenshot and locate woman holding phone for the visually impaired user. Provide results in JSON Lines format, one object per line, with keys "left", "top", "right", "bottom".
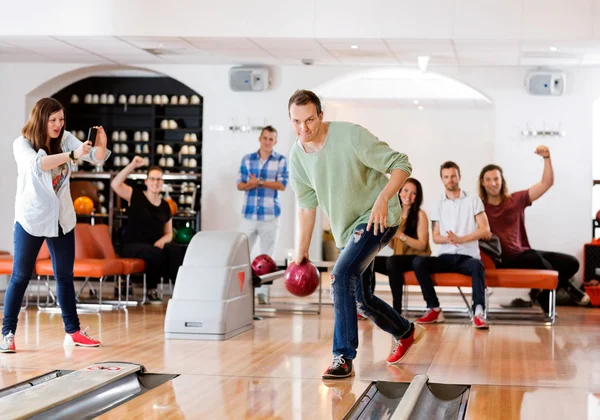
{"left": 1, "top": 97, "right": 110, "bottom": 353}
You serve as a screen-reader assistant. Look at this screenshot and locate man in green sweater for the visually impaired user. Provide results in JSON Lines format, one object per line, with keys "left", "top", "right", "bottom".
{"left": 288, "top": 89, "right": 425, "bottom": 379}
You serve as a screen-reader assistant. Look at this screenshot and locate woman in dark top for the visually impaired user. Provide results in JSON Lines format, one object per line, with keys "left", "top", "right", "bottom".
{"left": 111, "top": 157, "right": 183, "bottom": 303}
{"left": 369, "top": 178, "right": 431, "bottom": 315}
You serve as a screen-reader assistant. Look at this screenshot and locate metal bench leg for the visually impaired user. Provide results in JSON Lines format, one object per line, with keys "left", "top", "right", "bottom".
{"left": 457, "top": 287, "right": 473, "bottom": 318}
{"left": 484, "top": 287, "right": 490, "bottom": 319}
{"left": 98, "top": 276, "right": 104, "bottom": 312}
{"left": 76, "top": 277, "right": 91, "bottom": 301}
{"left": 117, "top": 275, "right": 122, "bottom": 308}
{"left": 37, "top": 275, "right": 56, "bottom": 309}
{"left": 141, "top": 274, "right": 147, "bottom": 305}
{"left": 403, "top": 283, "right": 409, "bottom": 316}
{"left": 549, "top": 289, "right": 556, "bottom": 324}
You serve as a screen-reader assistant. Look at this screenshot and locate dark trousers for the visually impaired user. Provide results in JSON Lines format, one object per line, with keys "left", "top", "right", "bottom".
{"left": 121, "top": 242, "right": 183, "bottom": 290}
{"left": 3, "top": 222, "right": 80, "bottom": 336}
{"left": 412, "top": 254, "right": 486, "bottom": 311}
{"left": 500, "top": 249, "right": 584, "bottom": 308}
{"left": 373, "top": 255, "right": 417, "bottom": 313}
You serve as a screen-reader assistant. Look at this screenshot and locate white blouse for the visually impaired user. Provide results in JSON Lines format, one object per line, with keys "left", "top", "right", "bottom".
{"left": 13, "top": 131, "right": 111, "bottom": 238}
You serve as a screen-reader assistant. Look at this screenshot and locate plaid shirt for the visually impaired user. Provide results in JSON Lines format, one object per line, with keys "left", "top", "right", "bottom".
{"left": 238, "top": 150, "right": 288, "bottom": 221}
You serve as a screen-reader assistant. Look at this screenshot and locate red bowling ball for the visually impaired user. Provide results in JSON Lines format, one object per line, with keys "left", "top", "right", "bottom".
{"left": 252, "top": 254, "right": 278, "bottom": 276}
{"left": 285, "top": 261, "right": 320, "bottom": 297}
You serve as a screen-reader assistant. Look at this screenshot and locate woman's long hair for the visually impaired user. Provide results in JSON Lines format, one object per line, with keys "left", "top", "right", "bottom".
{"left": 401, "top": 178, "right": 423, "bottom": 238}
{"left": 22, "top": 98, "right": 65, "bottom": 155}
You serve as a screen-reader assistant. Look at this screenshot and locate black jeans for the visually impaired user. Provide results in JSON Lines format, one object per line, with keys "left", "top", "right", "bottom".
{"left": 373, "top": 255, "right": 417, "bottom": 313}
{"left": 121, "top": 242, "right": 183, "bottom": 290}
{"left": 413, "top": 254, "right": 486, "bottom": 311}
{"left": 500, "top": 249, "right": 584, "bottom": 308}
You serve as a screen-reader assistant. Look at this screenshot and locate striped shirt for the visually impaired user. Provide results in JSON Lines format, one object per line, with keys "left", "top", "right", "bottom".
{"left": 238, "top": 150, "right": 288, "bottom": 221}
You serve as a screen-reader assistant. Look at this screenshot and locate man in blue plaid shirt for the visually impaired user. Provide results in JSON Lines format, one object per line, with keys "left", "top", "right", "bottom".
{"left": 237, "top": 127, "right": 289, "bottom": 296}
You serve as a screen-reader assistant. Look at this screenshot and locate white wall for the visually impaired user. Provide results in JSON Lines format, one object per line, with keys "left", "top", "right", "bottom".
{"left": 325, "top": 104, "right": 494, "bottom": 255}
{"left": 593, "top": 100, "right": 600, "bottom": 226}
{"left": 484, "top": 71, "right": 596, "bottom": 273}
{"left": 0, "top": 63, "right": 598, "bottom": 280}
{"left": 0, "top": 63, "right": 342, "bottom": 261}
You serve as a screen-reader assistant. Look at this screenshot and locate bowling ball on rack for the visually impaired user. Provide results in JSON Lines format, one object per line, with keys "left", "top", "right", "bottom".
{"left": 175, "top": 226, "right": 195, "bottom": 244}
{"left": 164, "top": 197, "right": 178, "bottom": 216}
{"left": 73, "top": 196, "right": 94, "bottom": 215}
{"left": 251, "top": 254, "right": 278, "bottom": 276}
{"left": 284, "top": 260, "right": 320, "bottom": 297}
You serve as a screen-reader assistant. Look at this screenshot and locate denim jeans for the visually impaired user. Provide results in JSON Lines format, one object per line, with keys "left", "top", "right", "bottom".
{"left": 412, "top": 254, "right": 486, "bottom": 311}
{"left": 2, "top": 222, "right": 80, "bottom": 336}
{"left": 331, "top": 223, "right": 413, "bottom": 360}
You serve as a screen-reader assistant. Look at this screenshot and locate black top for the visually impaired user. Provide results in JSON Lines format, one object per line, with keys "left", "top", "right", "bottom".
{"left": 123, "top": 188, "right": 171, "bottom": 245}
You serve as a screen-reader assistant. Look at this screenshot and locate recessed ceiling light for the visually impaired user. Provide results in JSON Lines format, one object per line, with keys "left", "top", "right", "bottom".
{"left": 413, "top": 100, "right": 419, "bottom": 105}
{"left": 418, "top": 56, "right": 430, "bottom": 72}
{"left": 350, "top": 45, "right": 359, "bottom": 49}
{"left": 549, "top": 46, "right": 558, "bottom": 52}
{"left": 417, "top": 105, "right": 424, "bottom": 111}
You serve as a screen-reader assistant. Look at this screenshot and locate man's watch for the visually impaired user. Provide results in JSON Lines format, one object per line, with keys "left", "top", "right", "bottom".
{"left": 258, "top": 180, "right": 264, "bottom": 187}
{"left": 400, "top": 235, "right": 407, "bottom": 242}
{"left": 69, "top": 150, "right": 75, "bottom": 161}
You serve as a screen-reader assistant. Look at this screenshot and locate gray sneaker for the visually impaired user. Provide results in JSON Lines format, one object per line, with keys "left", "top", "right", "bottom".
{"left": 0, "top": 332, "right": 15, "bottom": 353}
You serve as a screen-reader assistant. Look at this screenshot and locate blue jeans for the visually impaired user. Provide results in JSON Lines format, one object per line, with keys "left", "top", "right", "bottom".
{"left": 2, "top": 222, "right": 80, "bottom": 336}
{"left": 412, "top": 254, "right": 486, "bottom": 311}
{"left": 331, "top": 223, "right": 413, "bottom": 360}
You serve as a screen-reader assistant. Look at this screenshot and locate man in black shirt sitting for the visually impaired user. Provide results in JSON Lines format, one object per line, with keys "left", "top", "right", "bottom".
{"left": 111, "top": 156, "right": 183, "bottom": 303}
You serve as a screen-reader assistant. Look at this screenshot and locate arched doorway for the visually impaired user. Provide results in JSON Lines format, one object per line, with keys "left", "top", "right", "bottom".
{"left": 27, "top": 66, "right": 203, "bottom": 253}
{"left": 302, "top": 67, "right": 494, "bottom": 262}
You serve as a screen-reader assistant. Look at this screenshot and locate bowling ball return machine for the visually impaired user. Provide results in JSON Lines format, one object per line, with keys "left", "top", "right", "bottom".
{"left": 164, "top": 231, "right": 287, "bottom": 341}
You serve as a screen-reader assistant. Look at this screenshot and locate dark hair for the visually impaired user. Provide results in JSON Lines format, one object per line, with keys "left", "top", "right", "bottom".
{"left": 147, "top": 165, "right": 164, "bottom": 175}
{"left": 22, "top": 97, "right": 65, "bottom": 155}
{"left": 401, "top": 178, "right": 423, "bottom": 238}
{"left": 288, "top": 89, "right": 323, "bottom": 115}
{"left": 478, "top": 164, "right": 509, "bottom": 203}
{"left": 440, "top": 161, "right": 461, "bottom": 178}
{"left": 260, "top": 125, "right": 278, "bottom": 137}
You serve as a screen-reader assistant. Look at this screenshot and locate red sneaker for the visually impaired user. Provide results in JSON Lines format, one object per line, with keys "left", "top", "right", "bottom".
{"left": 64, "top": 328, "right": 101, "bottom": 347}
{"left": 387, "top": 324, "right": 426, "bottom": 364}
{"left": 0, "top": 332, "right": 15, "bottom": 353}
{"left": 473, "top": 315, "right": 489, "bottom": 330}
{"left": 416, "top": 309, "right": 445, "bottom": 324}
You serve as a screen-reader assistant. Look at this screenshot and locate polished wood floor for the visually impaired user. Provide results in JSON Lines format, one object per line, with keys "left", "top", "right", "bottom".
{"left": 2, "top": 290, "right": 600, "bottom": 419}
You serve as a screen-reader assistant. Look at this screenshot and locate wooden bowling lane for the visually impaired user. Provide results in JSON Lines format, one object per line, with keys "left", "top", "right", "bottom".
{"left": 0, "top": 368, "right": 52, "bottom": 389}
{"left": 426, "top": 324, "right": 600, "bottom": 388}
{"left": 150, "top": 311, "right": 446, "bottom": 383}
{"left": 97, "top": 375, "right": 369, "bottom": 420}
{"left": 465, "top": 385, "right": 600, "bottom": 419}
{"left": 0, "top": 306, "right": 443, "bottom": 383}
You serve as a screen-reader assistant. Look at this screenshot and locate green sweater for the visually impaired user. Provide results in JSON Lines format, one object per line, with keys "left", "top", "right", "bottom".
{"left": 290, "top": 121, "right": 412, "bottom": 248}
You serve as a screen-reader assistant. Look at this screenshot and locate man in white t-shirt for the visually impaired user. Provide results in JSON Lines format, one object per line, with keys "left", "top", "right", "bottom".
{"left": 412, "top": 161, "right": 491, "bottom": 329}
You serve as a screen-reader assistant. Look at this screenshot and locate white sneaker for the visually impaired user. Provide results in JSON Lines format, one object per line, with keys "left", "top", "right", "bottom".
{"left": 0, "top": 332, "right": 16, "bottom": 353}
{"left": 578, "top": 293, "right": 591, "bottom": 306}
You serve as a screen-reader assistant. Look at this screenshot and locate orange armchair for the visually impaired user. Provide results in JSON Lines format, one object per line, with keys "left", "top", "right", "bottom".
{"left": 35, "top": 224, "right": 123, "bottom": 311}
{"left": 87, "top": 224, "right": 146, "bottom": 304}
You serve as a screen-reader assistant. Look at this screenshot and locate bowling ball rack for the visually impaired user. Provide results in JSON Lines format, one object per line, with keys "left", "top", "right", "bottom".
{"left": 253, "top": 260, "right": 335, "bottom": 316}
